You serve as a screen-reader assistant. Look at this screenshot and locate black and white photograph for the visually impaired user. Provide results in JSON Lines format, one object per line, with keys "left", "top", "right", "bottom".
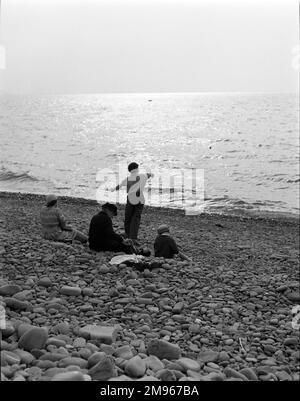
{"left": 0, "top": 0, "right": 299, "bottom": 389}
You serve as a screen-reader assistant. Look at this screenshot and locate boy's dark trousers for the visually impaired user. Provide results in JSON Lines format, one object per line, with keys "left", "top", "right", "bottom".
{"left": 124, "top": 201, "right": 144, "bottom": 240}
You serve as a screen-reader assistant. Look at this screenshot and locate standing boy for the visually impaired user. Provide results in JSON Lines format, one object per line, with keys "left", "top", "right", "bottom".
{"left": 112, "top": 162, "right": 153, "bottom": 243}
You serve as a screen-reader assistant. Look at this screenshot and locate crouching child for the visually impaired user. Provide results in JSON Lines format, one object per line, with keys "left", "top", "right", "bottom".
{"left": 154, "top": 224, "right": 191, "bottom": 261}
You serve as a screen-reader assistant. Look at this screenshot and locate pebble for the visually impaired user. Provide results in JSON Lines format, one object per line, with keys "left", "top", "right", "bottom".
{"left": 82, "top": 288, "right": 94, "bottom": 296}
{"left": 283, "top": 338, "right": 298, "bottom": 346}
{"left": 88, "top": 356, "right": 116, "bottom": 380}
{"left": 224, "top": 367, "right": 249, "bottom": 381}
{"left": 2, "top": 324, "right": 15, "bottom": 338}
{"left": 40, "top": 353, "right": 66, "bottom": 362}
{"left": 108, "top": 375, "right": 134, "bottom": 381}
{"left": 36, "top": 360, "right": 57, "bottom": 369}
{"left": 47, "top": 338, "right": 67, "bottom": 348}
{"left": 286, "top": 291, "right": 300, "bottom": 302}
{"left": 14, "top": 349, "right": 35, "bottom": 364}
{"left": 239, "top": 368, "right": 258, "bottom": 381}
{"left": 147, "top": 339, "right": 181, "bottom": 360}
{"left": 87, "top": 352, "right": 107, "bottom": 368}
{"left": 58, "top": 357, "right": 88, "bottom": 369}
{"left": 1, "top": 350, "right": 21, "bottom": 365}
{"left": 137, "top": 376, "right": 160, "bottom": 381}
{"left": 177, "top": 358, "right": 201, "bottom": 372}
{"left": 264, "top": 344, "right": 277, "bottom": 355}
{"left": 207, "top": 362, "right": 220, "bottom": 370}
{"left": 4, "top": 298, "right": 30, "bottom": 311}
{"left": 0, "top": 284, "right": 22, "bottom": 296}
{"left": 37, "top": 278, "right": 52, "bottom": 288}
{"left": 52, "top": 322, "right": 70, "bottom": 335}
{"left": 51, "top": 372, "right": 86, "bottom": 381}
{"left": 60, "top": 286, "right": 82, "bottom": 296}
{"left": 114, "top": 345, "right": 134, "bottom": 360}
{"left": 275, "top": 371, "right": 292, "bottom": 381}
{"left": 144, "top": 355, "right": 165, "bottom": 372}
{"left": 156, "top": 369, "right": 177, "bottom": 381}
{"left": 73, "top": 338, "right": 86, "bottom": 348}
{"left": 99, "top": 266, "right": 110, "bottom": 274}
{"left": 17, "top": 324, "right": 33, "bottom": 338}
{"left": 198, "top": 350, "right": 219, "bottom": 363}
{"left": 79, "top": 325, "right": 119, "bottom": 344}
{"left": 99, "top": 345, "right": 115, "bottom": 355}
{"left": 202, "top": 372, "right": 225, "bottom": 381}
{"left": 124, "top": 356, "right": 146, "bottom": 378}
{"left": 218, "top": 351, "right": 230, "bottom": 362}
{"left": 18, "top": 327, "right": 48, "bottom": 351}
{"left": 173, "top": 302, "right": 184, "bottom": 313}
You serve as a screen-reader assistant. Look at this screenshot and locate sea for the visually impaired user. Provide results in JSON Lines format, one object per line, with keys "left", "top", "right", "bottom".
{"left": 0, "top": 92, "right": 299, "bottom": 217}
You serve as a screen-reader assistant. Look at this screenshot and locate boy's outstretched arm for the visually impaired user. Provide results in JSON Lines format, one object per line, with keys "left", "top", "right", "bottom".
{"left": 111, "top": 178, "right": 126, "bottom": 191}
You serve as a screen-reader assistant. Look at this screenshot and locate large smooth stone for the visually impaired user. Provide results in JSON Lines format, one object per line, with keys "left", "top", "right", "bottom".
{"left": 60, "top": 286, "right": 82, "bottom": 296}
{"left": 147, "top": 340, "right": 181, "bottom": 360}
{"left": 0, "top": 285, "right": 22, "bottom": 296}
{"left": 177, "top": 358, "right": 201, "bottom": 372}
{"left": 88, "top": 356, "right": 116, "bottom": 381}
{"left": 198, "top": 350, "right": 219, "bottom": 363}
{"left": 51, "top": 372, "right": 86, "bottom": 381}
{"left": 79, "top": 325, "right": 119, "bottom": 344}
{"left": 18, "top": 327, "right": 48, "bottom": 351}
{"left": 124, "top": 356, "right": 146, "bottom": 378}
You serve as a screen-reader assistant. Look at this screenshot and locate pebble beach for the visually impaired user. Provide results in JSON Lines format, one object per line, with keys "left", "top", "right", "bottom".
{"left": 0, "top": 191, "right": 299, "bottom": 382}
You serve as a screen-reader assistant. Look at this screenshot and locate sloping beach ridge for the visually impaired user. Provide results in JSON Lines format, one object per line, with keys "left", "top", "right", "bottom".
{"left": 0, "top": 191, "right": 299, "bottom": 381}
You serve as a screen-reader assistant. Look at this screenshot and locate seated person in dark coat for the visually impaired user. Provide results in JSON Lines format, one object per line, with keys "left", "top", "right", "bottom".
{"left": 89, "top": 203, "right": 133, "bottom": 253}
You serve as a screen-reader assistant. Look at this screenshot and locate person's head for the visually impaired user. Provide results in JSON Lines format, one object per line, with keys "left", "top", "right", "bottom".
{"left": 157, "top": 224, "right": 170, "bottom": 235}
{"left": 46, "top": 194, "right": 58, "bottom": 208}
{"left": 102, "top": 202, "right": 118, "bottom": 218}
{"left": 128, "top": 162, "right": 139, "bottom": 174}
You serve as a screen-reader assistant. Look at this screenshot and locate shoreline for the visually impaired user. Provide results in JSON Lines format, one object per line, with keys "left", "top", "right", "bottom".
{"left": 1, "top": 190, "right": 299, "bottom": 225}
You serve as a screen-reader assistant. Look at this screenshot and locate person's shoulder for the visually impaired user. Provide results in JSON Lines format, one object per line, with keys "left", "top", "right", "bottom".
{"left": 94, "top": 211, "right": 105, "bottom": 219}
{"left": 169, "top": 236, "right": 178, "bottom": 251}
{"left": 90, "top": 212, "right": 104, "bottom": 225}
{"left": 90, "top": 213, "right": 97, "bottom": 221}
{"left": 136, "top": 173, "right": 148, "bottom": 183}
{"left": 167, "top": 235, "right": 176, "bottom": 244}
{"left": 155, "top": 234, "right": 166, "bottom": 243}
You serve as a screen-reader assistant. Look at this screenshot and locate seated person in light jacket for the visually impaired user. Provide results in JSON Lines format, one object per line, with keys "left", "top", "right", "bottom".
{"left": 40, "top": 194, "right": 87, "bottom": 243}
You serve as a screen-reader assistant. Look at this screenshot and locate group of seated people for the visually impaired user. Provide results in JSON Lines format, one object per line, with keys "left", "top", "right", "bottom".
{"left": 40, "top": 194, "right": 190, "bottom": 261}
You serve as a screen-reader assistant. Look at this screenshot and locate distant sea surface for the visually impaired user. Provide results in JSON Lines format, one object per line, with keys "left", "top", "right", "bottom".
{"left": 0, "top": 92, "right": 299, "bottom": 217}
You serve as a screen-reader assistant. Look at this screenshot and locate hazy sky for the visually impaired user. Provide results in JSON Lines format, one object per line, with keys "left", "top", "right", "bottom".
{"left": 0, "top": 0, "right": 298, "bottom": 94}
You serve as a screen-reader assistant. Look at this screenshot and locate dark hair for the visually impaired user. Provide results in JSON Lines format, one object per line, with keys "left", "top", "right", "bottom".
{"left": 102, "top": 202, "right": 118, "bottom": 216}
{"left": 47, "top": 200, "right": 57, "bottom": 208}
{"left": 128, "top": 162, "right": 139, "bottom": 172}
